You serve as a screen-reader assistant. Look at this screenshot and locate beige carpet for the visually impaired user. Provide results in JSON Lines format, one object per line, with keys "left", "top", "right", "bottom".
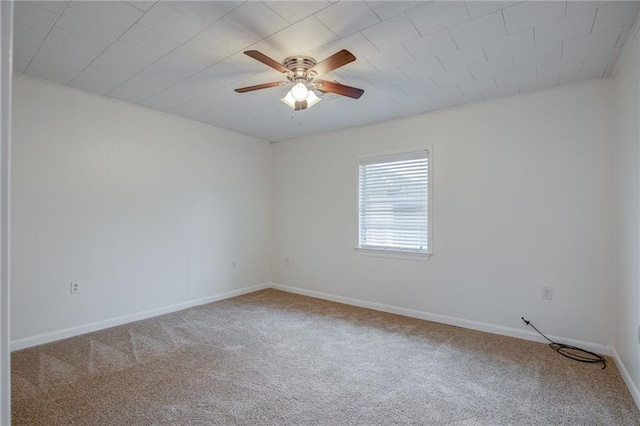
{"left": 11, "top": 289, "right": 640, "bottom": 425}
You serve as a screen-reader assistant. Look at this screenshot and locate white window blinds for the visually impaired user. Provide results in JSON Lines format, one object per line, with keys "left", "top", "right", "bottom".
{"left": 358, "top": 150, "right": 429, "bottom": 254}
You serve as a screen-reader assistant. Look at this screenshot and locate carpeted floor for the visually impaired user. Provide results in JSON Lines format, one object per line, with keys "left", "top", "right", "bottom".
{"left": 11, "top": 289, "right": 640, "bottom": 425}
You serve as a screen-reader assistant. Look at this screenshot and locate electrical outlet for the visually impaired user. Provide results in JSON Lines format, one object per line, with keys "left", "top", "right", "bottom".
{"left": 542, "top": 286, "right": 553, "bottom": 300}
{"left": 232, "top": 261, "right": 236, "bottom": 269}
{"left": 285, "top": 257, "right": 290, "bottom": 267}
{"left": 70, "top": 282, "right": 80, "bottom": 294}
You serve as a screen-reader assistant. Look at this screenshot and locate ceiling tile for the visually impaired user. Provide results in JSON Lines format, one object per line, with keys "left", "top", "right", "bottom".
{"left": 154, "top": 52, "right": 214, "bottom": 78}
{"left": 397, "top": 77, "right": 438, "bottom": 95}
{"left": 138, "top": 2, "right": 207, "bottom": 43}
{"left": 12, "top": 0, "right": 634, "bottom": 143}
{"left": 91, "top": 41, "right": 166, "bottom": 78}
{"left": 30, "top": 1, "right": 69, "bottom": 14}
{"left": 532, "top": 67, "right": 559, "bottom": 86}
{"left": 333, "top": 59, "right": 379, "bottom": 80}
{"left": 392, "top": 92, "right": 433, "bottom": 112}
{"left": 277, "top": 16, "right": 338, "bottom": 52}
{"left": 562, "top": 27, "right": 622, "bottom": 58}
{"left": 324, "top": 32, "right": 379, "bottom": 59}
{"left": 119, "top": 24, "right": 180, "bottom": 58}
{"left": 518, "top": 76, "right": 558, "bottom": 92}
{"left": 559, "top": 68, "right": 601, "bottom": 85}
{"left": 430, "top": 67, "right": 474, "bottom": 88}
{"left": 465, "top": 1, "right": 519, "bottom": 19}
{"left": 494, "top": 67, "right": 536, "bottom": 87}
{"left": 403, "top": 30, "right": 458, "bottom": 61}
{"left": 139, "top": 88, "right": 189, "bottom": 111}
{"left": 244, "top": 34, "right": 301, "bottom": 66}
{"left": 168, "top": 87, "right": 242, "bottom": 118}
{"left": 513, "top": 43, "right": 561, "bottom": 70}
{"left": 469, "top": 57, "right": 513, "bottom": 79}
{"left": 449, "top": 11, "right": 506, "bottom": 48}
{"left": 197, "top": 55, "right": 266, "bottom": 88}
{"left": 62, "top": 1, "right": 143, "bottom": 31}
{"left": 425, "top": 90, "right": 455, "bottom": 108}
{"left": 13, "top": 58, "right": 29, "bottom": 74}
{"left": 534, "top": 9, "right": 596, "bottom": 47}
{"left": 70, "top": 66, "right": 128, "bottom": 95}
{"left": 265, "top": 1, "right": 331, "bottom": 24}
{"left": 437, "top": 45, "right": 486, "bottom": 71}
{"left": 400, "top": 57, "right": 445, "bottom": 80}
{"left": 482, "top": 28, "right": 534, "bottom": 59}
{"left": 175, "top": 19, "right": 256, "bottom": 67}
{"left": 56, "top": 5, "right": 126, "bottom": 45}
{"left": 45, "top": 26, "right": 106, "bottom": 60}
{"left": 126, "top": 2, "right": 157, "bottom": 13}
{"left": 566, "top": 1, "right": 610, "bottom": 17}
{"left": 13, "top": 22, "right": 47, "bottom": 63}
{"left": 366, "top": 70, "right": 409, "bottom": 88}
{"left": 407, "top": 1, "right": 470, "bottom": 36}
{"left": 503, "top": 1, "right": 565, "bottom": 34}
{"left": 365, "top": 1, "right": 423, "bottom": 20}
{"left": 108, "top": 65, "right": 185, "bottom": 103}
{"left": 166, "top": 1, "right": 239, "bottom": 26}
{"left": 482, "top": 83, "right": 519, "bottom": 100}
{"left": 592, "top": 1, "right": 640, "bottom": 33}
{"left": 366, "top": 45, "right": 416, "bottom": 71}
{"left": 14, "top": 2, "right": 62, "bottom": 33}
{"left": 427, "top": 86, "right": 462, "bottom": 103}
{"left": 537, "top": 55, "right": 584, "bottom": 80}
{"left": 458, "top": 76, "right": 497, "bottom": 95}
{"left": 617, "top": 24, "right": 634, "bottom": 48}
{"left": 449, "top": 89, "right": 485, "bottom": 105}
{"left": 362, "top": 14, "right": 420, "bottom": 50}
{"left": 314, "top": 1, "right": 380, "bottom": 38}
{"left": 140, "top": 75, "right": 220, "bottom": 111}
{"left": 583, "top": 48, "right": 620, "bottom": 75}
{"left": 223, "top": 2, "right": 289, "bottom": 40}
{"left": 26, "top": 43, "right": 94, "bottom": 84}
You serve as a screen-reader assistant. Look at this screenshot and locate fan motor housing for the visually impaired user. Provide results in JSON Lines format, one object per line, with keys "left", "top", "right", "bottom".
{"left": 283, "top": 56, "right": 317, "bottom": 80}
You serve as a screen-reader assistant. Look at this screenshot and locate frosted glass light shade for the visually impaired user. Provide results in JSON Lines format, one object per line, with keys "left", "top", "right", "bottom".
{"left": 290, "top": 82, "right": 309, "bottom": 101}
{"left": 280, "top": 87, "right": 321, "bottom": 110}
{"left": 305, "top": 90, "right": 321, "bottom": 108}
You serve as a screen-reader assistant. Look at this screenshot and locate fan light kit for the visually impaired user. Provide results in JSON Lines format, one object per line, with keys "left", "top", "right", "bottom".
{"left": 235, "top": 50, "right": 364, "bottom": 111}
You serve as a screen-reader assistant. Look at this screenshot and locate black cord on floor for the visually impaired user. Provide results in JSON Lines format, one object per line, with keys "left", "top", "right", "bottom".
{"left": 521, "top": 317, "right": 606, "bottom": 369}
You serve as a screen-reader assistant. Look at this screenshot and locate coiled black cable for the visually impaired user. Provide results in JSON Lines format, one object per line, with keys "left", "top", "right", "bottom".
{"left": 521, "top": 317, "right": 606, "bottom": 369}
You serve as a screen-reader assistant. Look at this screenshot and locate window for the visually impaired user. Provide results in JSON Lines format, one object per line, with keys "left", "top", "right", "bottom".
{"left": 358, "top": 150, "right": 430, "bottom": 255}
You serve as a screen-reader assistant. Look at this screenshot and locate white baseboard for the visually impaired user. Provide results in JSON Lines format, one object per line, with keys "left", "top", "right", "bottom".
{"left": 611, "top": 348, "right": 640, "bottom": 409}
{"left": 269, "top": 283, "right": 613, "bottom": 357}
{"left": 11, "top": 283, "right": 270, "bottom": 351}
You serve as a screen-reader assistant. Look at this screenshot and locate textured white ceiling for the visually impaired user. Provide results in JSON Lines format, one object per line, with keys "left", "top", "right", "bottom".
{"left": 13, "top": 1, "right": 640, "bottom": 142}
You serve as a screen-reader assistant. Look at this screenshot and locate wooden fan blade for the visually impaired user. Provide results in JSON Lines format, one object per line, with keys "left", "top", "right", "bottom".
{"left": 234, "top": 81, "right": 286, "bottom": 93}
{"left": 314, "top": 80, "right": 364, "bottom": 99}
{"left": 244, "top": 50, "right": 289, "bottom": 74}
{"left": 308, "top": 50, "right": 356, "bottom": 77}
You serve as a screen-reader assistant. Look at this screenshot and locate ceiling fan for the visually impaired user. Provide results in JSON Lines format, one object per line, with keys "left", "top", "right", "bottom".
{"left": 234, "top": 49, "right": 364, "bottom": 111}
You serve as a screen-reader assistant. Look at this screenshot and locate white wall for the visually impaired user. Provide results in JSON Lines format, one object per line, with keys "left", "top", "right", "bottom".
{"left": 0, "top": 1, "right": 13, "bottom": 423}
{"left": 272, "top": 81, "right": 615, "bottom": 346}
{"left": 614, "top": 27, "right": 640, "bottom": 398}
{"left": 11, "top": 75, "right": 271, "bottom": 343}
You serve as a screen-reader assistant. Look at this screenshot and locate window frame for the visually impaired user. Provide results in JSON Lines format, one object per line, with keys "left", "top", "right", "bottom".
{"left": 355, "top": 147, "right": 433, "bottom": 260}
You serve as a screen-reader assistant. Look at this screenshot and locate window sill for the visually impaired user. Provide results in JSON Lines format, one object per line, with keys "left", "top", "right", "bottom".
{"left": 355, "top": 248, "right": 432, "bottom": 261}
